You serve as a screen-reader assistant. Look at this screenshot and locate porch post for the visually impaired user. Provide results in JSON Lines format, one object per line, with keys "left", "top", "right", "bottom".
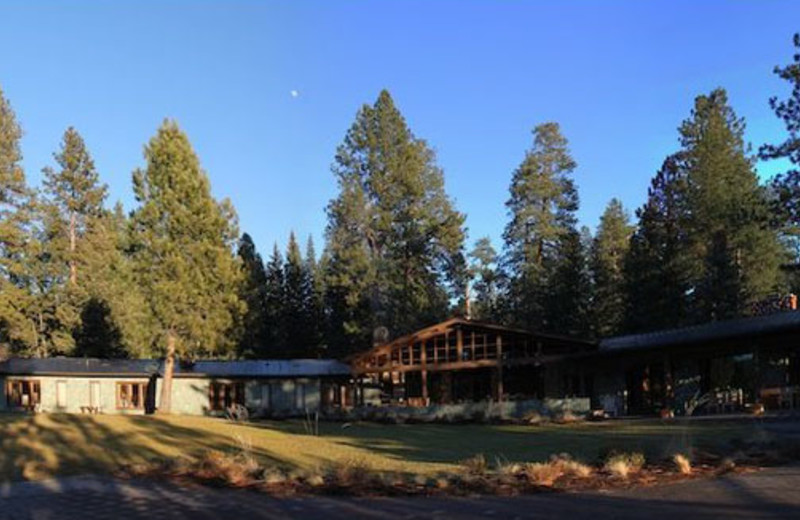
{"left": 496, "top": 334, "right": 504, "bottom": 401}
{"left": 421, "top": 339, "right": 429, "bottom": 402}
{"left": 754, "top": 343, "right": 762, "bottom": 404}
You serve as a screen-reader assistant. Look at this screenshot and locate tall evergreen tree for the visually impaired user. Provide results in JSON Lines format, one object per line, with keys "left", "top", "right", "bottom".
{"left": 590, "top": 199, "right": 633, "bottom": 337}
{"left": 41, "top": 127, "right": 107, "bottom": 286}
{"left": 0, "top": 87, "right": 77, "bottom": 357}
{"left": 0, "top": 86, "right": 42, "bottom": 355}
{"left": 679, "top": 89, "right": 783, "bottom": 321}
{"left": 325, "top": 90, "right": 466, "bottom": 356}
{"left": 761, "top": 33, "right": 800, "bottom": 289}
{"left": 625, "top": 154, "right": 694, "bottom": 332}
{"left": 40, "top": 127, "right": 134, "bottom": 358}
{"left": 501, "top": 122, "right": 582, "bottom": 332}
{"left": 130, "top": 120, "right": 243, "bottom": 412}
{"left": 468, "top": 237, "right": 499, "bottom": 321}
{"left": 283, "top": 232, "right": 316, "bottom": 358}
{"left": 72, "top": 204, "right": 152, "bottom": 358}
{"left": 264, "top": 243, "right": 286, "bottom": 355}
{"left": 236, "top": 232, "right": 268, "bottom": 358}
{"left": 304, "top": 235, "right": 325, "bottom": 355}
{"left": 546, "top": 226, "right": 593, "bottom": 337}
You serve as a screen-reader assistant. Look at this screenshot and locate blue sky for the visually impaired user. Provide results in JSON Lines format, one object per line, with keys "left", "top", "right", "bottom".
{"left": 1, "top": 1, "right": 797, "bottom": 257}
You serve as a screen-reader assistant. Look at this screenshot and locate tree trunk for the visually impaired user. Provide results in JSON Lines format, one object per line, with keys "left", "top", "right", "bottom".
{"left": 159, "top": 332, "right": 176, "bottom": 413}
{"left": 69, "top": 211, "right": 77, "bottom": 285}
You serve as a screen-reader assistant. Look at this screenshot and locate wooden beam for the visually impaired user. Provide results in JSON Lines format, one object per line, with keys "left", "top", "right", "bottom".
{"left": 497, "top": 334, "right": 504, "bottom": 401}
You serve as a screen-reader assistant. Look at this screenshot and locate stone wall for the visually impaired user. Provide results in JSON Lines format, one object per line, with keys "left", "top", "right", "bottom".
{"left": 350, "top": 397, "right": 591, "bottom": 422}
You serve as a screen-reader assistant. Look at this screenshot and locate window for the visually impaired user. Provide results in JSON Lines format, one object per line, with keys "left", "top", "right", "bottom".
{"left": 260, "top": 384, "right": 271, "bottom": 409}
{"left": 56, "top": 380, "right": 67, "bottom": 408}
{"left": 87, "top": 381, "right": 99, "bottom": 408}
{"left": 6, "top": 380, "right": 40, "bottom": 408}
{"left": 116, "top": 382, "right": 146, "bottom": 409}
{"left": 209, "top": 381, "right": 245, "bottom": 411}
{"left": 295, "top": 382, "right": 306, "bottom": 410}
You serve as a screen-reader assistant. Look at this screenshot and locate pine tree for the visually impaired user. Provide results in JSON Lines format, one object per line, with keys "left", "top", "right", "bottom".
{"left": 590, "top": 199, "right": 633, "bottom": 337}
{"left": 625, "top": 154, "right": 694, "bottom": 332}
{"left": 760, "top": 33, "right": 800, "bottom": 289}
{"left": 304, "top": 235, "right": 324, "bottom": 355}
{"left": 130, "top": 120, "right": 243, "bottom": 413}
{"left": 264, "top": 243, "right": 286, "bottom": 356}
{"left": 236, "top": 232, "right": 268, "bottom": 358}
{"left": 546, "top": 227, "right": 592, "bottom": 337}
{"left": 283, "top": 232, "right": 315, "bottom": 358}
{"left": 40, "top": 127, "right": 133, "bottom": 358}
{"left": 679, "top": 89, "right": 783, "bottom": 320}
{"left": 72, "top": 204, "right": 153, "bottom": 358}
{"left": 468, "top": 237, "right": 499, "bottom": 321}
{"left": 0, "top": 86, "right": 58, "bottom": 356}
{"left": 42, "top": 127, "right": 107, "bottom": 286}
{"left": 501, "top": 122, "right": 582, "bottom": 332}
{"left": 325, "top": 90, "right": 466, "bottom": 356}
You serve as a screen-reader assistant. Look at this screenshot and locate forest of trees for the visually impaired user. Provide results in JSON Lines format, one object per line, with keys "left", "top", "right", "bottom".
{"left": 2, "top": 35, "right": 800, "bottom": 369}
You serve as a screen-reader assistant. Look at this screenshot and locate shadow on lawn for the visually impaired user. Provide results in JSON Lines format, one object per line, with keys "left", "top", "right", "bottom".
{"left": 0, "top": 413, "right": 293, "bottom": 483}
{"left": 257, "top": 418, "right": 765, "bottom": 467}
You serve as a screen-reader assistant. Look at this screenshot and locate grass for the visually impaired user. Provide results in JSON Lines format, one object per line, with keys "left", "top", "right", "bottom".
{"left": 0, "top": 412, "right": 771, "bottom": 483}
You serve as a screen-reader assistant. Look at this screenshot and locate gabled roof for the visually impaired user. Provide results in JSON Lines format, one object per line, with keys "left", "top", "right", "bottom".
{"left": 0, "top": 357, "right": 351, "bottom": 378}
{"left": 350, "top": 317, "right": 595, "bottom": 362}
{"left": 599, "top": 311, "right": 800, "bottom": 353}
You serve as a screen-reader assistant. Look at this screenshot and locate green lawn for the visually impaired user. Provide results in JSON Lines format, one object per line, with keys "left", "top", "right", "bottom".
{"left": 0, "top": 413, "right": 768, "bottom": 482}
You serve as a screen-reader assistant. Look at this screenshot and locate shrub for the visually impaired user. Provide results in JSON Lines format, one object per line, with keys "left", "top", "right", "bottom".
{"left": 522, "top": 410, "right": 547, "bottom": 425}
{"left": 553, "top": 410, "right": 583, "bottom": 424}
{"left": 604, "top": 452, "right": 645, "bottom": 479}
{"left": 553, "top": 454, "right": 593, "bottom": 478}
{"left": 524, "top": 462, "right": 563, "bottom": 486}
{"left": 325, "top": 457, "right": 375, "bottom": 488}
{"left": 263, "top": 469, "right": 287, "bottom": 485}
{"left": 196, "top": 450, "right": 260, "bottom": 486}
{"left": 460, "top": 454, "right": 489, "bottom": 476}
{"left": 673, "top": 453, "right": 692, "bottom": 475}
{"left": 522, "top": 454, "right": 592, "bottom": 486}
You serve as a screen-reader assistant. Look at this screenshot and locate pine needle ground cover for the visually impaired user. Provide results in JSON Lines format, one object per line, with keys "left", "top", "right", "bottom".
{"left": 0, "top": 413, "right": 768, "bottom": 483}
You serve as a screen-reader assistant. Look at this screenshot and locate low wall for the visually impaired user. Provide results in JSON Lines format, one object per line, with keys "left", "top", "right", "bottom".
{"left": 348, "top": 397, "right": 591, "bottom": 422}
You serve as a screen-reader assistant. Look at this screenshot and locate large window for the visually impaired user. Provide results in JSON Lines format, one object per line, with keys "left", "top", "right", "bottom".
{"left": 116, "top": 382, "right": 146, "bottom": 410}
{"left": 6, "top": 380, "right": 40, "bottom": 409}
{"left": 209, "top": 381, "right": 245, "bottom": 411}
{"left": 56, "top": 380, "right": 67, "bottom": 408}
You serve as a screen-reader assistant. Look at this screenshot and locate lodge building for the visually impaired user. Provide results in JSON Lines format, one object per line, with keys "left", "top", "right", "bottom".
{"left": 350, "top": 312, "right": 800, "bottom": 416}
{"left": 2, "top": 311, "right": 799, "bottom": 417}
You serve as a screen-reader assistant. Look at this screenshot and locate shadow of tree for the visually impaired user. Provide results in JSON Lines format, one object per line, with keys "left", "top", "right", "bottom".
{"left": 0, "top": 413, "right": 294, "bottom": 483}
{"left": 252, "top": 418, "right": 765, "bottom": 466}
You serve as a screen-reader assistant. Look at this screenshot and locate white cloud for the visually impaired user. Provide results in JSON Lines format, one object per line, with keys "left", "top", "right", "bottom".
{"left": 290, "top": 90, "right": 299, "bottom": 98}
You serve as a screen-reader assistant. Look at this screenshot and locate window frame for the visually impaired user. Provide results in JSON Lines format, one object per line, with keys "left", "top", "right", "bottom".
{"left": 116, "top": 381, "right": 147, "bottom": 410}
{"left": 6, "top": 379, "right": 41, "bottom": 409}
{"left": 56, "top": 379, "right": 68, "bottom": 409}
{"left": 208, "top": 381, "right": 245, "bottom": 411}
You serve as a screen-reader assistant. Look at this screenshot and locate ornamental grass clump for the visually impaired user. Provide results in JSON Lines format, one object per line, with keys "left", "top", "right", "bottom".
{"left": 673, "top": 453, "right": 692, "bottom": 475}
{"left": 523, "top": 454, "right": 592, "bottom": 486}
{"left": 324, "top": 457, "right": 377, "bottom": 490}
{"left": 604, "top": 452, "right": 645, "bottom": 479}
{"left": 460, "top": 454, "right": 489, "bottom": 477}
